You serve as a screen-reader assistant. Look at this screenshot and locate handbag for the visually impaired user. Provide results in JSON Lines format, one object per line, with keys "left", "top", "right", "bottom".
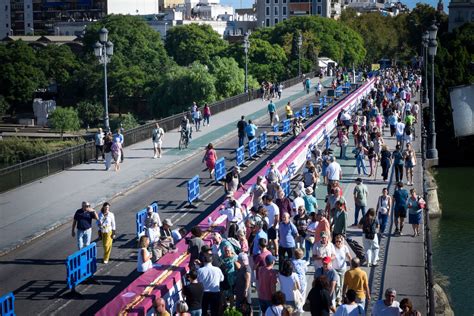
{"left": 293, "top": 281, "right": 304, "bottom": 310}
{"left": 275, "top": 112, "right": 280, "bottom": 122}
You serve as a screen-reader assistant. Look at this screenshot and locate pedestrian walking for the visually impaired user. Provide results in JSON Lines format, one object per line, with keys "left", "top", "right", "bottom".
{"left": 314, "top": 256, "right": 339, "bottom": 307}
{"left": 342, "top": 258, "right": 370, "bottom": 307}
{"left": 267, "top": 100, "right": 276, "bottom": 125}
{"left": 114, "top": 128, "right": 124, "bottom": 163}
{"left": 237, "top": 116, "right": 247, "bottom": 147}
{"left": 198, "top": 254, "right": 224, "bottom": 316}
{"left": 380, "top": 145, "right": 392, "bottom": 181}
{"left": 393, "top": 144, "right": 404, "bottom": 183}
{"left": 403, "top": 143, "right": 416, "bottom": 186}
{"left": 103, "top": 132, "right": 113, "bottom": 171}
{"left": 203, "top": 103, "right": 211, "bottom": 126}
{"left": 245, "top": 120, "right": 258, "bottom": 141}
{"left": 97, "top": 202, "right": 116, "bottom": 264}
{"left": 193, "top": 107, "right": 202, "bottom": 131}
{"left": 305, "top": 275, "right": 335, "bottom": 315}
{"left": 334, "top": 289, "right": 364, "bottom": 316}
{"left": 278, "top": 259, "right": 301, "bottom": 309}
{"left": 278, "top": 212, "right": 298, "bottom": 263}
{"left": 202, "top": 143, "right": 217, "bottom": 179}
{"left": 94, "top": 128, "right": 105, "bottom": 162}
{"left": 111, "top": 138, "right": 122, "bottom": 172}
{"left": 234, "top": 253, "right": 252, "bottom": 311}
{"left": 152, "top": 123, "right": 165, "bottom": 159}
{"left": 333, "top": 235, "right": 351, "bottom": 305}
{"left": 372, "top": 288, "right": 401, "bottom": 316}
{"left": 146, "top": 219, "right": 162, "bottom": 262}
{"left": 312, "top": 231, "right": 335, "bottom": 269}
{"left": 407, "top": 189, "right": 425, "bottom": 237}
{"left": 358, "top": 208, "right": 379, "bottom": 267}
{"left": 393, "top": 182, "right": 409, "bottom": 236}
{"left": 250, "top": 175, "right": 267, "bottom": 208}
{"left": 353, "top": 143, "right": 369, "bottom": 176}
{"left": 72, "top": 201, "right": 98, "bottom": 250}
{"left": 285, "top": 102, "right": 293, "bottom": 119}
{"left": 376, "top": 188, "right": 392, "bottom": 235}
{"left": 224, "top": 167, "right": 245, "bottom": 195}
{"left": 399, "top": 298, "right": 421, "bottom": 316}
{"left": 352, "top": 178, "right": 368, "bottom": 227}
{"left": 182, "top": 269, "right": 204, "bottom": 316}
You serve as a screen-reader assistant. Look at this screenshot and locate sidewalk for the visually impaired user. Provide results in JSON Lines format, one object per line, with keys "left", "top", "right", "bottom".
{"left": 0, "top": 76, "right": 332, "bottom": 255}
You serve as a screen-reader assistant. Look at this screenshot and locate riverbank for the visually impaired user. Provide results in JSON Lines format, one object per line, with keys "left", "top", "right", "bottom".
{"left": 432, "top": 167, "right": 474, "bottom": 315}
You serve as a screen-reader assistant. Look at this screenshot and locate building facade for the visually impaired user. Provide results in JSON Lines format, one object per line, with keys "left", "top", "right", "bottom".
{"left": 448, "top": 0, "right": 474, "bottom": 32}
{"left": 256, "top": 0, "right": 288, "bottom": 27}
{"left": 0, "top": 0, "right": 106, "bottom": 37}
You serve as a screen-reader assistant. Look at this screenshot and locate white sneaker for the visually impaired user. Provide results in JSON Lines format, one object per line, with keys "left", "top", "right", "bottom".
{"left": 153, "top": 155, "right": 157, "bottom": 159}
{"left": 158, "top": 154, "right": 162, "bottom": 158}
{"left": 103, "top": 260, "right": 108, "bottom": 264}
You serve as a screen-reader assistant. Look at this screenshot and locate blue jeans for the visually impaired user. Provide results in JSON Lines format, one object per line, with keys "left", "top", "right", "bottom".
{"left": 238, "top": 134, "right": 245, "bottom": 147}
{"left": 340, "top": 144, "right": 347, "bottom": 159}
{"left": 354, "top": 205, "right": 366, "bottom": 225}
{"left": 259, "top": 300, "right": 271, "bottom": 313}
{"left": 190, "top": 309, "right": 202, "bottom": 316}
{"left": 378, "top": 212, "right": 389, "bottom": 234}
{"left": 304, "top": 239, "right": 313, "bottom": 261}
{"left": 77, "top": 228, "right": 92, "bottom": 250}
{"left": 356, "top": 156, "right": 368, "bottom": 175}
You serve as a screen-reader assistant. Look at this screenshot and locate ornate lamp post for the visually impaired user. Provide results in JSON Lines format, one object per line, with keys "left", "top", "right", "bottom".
{"left": 94, "top": 28, "right": 114, "bottom": 132}
{"left": 426, "top": 21, "right": 438, "bottom": 160}
{"left": 422, "top": 31, "right": 429, "bottom": 104}
{"left": 243, "top": 32, "right": 250, "bottom": 93}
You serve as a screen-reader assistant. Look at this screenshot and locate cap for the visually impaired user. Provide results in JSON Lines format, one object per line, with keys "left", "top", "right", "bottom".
{"left": 265, "top": 254, "right": 276, "bottom": 265}
{"left": 355, "top": 177, "right": 362, "bottom": 182}
{"left": 163, "top": 218, "right": 173, "bottom": 226}
{"left": 322, "top": 256, "right": 332, "bottom": 264}
{"left": 320, "top": 231, "right": 328, "bottom": 238}
{"left": 305, "top": 187, "right": 314, "bottom": 195}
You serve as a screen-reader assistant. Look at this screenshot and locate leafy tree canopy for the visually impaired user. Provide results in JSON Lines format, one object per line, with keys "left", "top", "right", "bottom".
{"left": 49, "top": 107, "right": 81, "bottom": 139}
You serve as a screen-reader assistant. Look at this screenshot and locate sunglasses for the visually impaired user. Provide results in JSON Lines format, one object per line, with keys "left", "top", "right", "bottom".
{"left": 335, "top": 240, "right": 342, "bottom": 243}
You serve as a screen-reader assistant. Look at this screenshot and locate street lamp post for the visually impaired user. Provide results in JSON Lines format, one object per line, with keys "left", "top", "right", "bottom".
{"left": 94, "top": 27, "right": 114, "bottom": 132}
{"left": 297, "top": 32, "right": 302, "bottom": 77}
{"left": 243, "top": 32, "right": 250, "bottom": 93}
{"left": 422, "top": 31, "right": 429, "bottom": 104}
{"left": 427, "top": 21, "right": 438, "bottom": 160}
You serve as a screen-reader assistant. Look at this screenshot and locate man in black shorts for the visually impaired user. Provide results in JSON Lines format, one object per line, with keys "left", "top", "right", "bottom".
{"left": 393, "top": 182, "right": 409, "bottom": 236}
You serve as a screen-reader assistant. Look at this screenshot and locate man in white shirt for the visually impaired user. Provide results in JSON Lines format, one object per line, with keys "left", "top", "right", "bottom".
{"left": 198, "top": 254, "right": 224, "bottom": 316}
{"left": 395, "top": 118, "right": 406, "bottom": 144}
{"left": 264, "top": 194, "right": 280, "bottom": 256}
{"left": 372, "top": 288, "right": 402, "bottom": 316}
{"left": 326, "top": 156, "right": 342, "bottom": 194}
{"left": 152, "top": 123, "right": 165, "bottom": 159}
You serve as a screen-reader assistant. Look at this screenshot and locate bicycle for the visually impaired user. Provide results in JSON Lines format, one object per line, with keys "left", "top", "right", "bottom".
{"left": 179, "top": 129, "right": 190, "bottom": 150}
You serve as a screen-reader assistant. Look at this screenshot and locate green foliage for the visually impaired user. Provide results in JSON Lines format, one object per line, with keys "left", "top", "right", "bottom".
{"left": 247, "top": 38, "right": 288, "bottom": 83}
{"left": 222, "top": 307, "right": 242, "bottom": 316}
{"left": 165, "top": 24, "right": 228, "bottom": 66}
{"left": 49, "top": 107, "right": 81, "bottom": 138}
{"left": 208, "top": 56, "right": 245, "bottom": 98}
{"left": 36, "top": 45, "right": 81, "bottom": 85}
{"left": 77, "top": 101, "right": 104, "bottom": 127}
{"left": 149, "top": 63, "right": 217, "bottom": 117}
{"left": 0, "top": 95, "right": 10, "bottom": 116}
{"left": 0, "top": 137, "right": 85, "bottom": 166}
{"left": 117, "top": 112, "right": 139, "bottom": 130}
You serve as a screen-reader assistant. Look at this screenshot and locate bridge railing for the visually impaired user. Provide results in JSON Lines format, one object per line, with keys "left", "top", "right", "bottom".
{"left": 0, "top": 72, "right": 313, "bottom": 194}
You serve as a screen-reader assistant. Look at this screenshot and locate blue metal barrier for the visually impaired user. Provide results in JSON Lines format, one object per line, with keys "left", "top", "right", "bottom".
{"left": 259, "top": 132, "right": 267, "bottom": 151}
{"left": 323, "top": 96, "right": 327, "bottom": 107}
{"left": 236, "top": 146, "right": 245, "bottom": 166}
{"left": 301, "top": 106, "right": 307, "bottom": 118}
{"left": 309, "top": 103, "right": 314, "bottom": 116}
{"left": 66, "top": 243, "right": 97, "bottom": 290}
{"left": 187, "top": 175, "right": 200, "bottom": 204}
{"left": 282, "top": 119, "right": 291, "bottom": 134}
{"left": 0, "top": 292, "right": 15, "bottom": 316}
{"left": 248, "top": 138, "right": 258, "bottom": 158}
{"left": 272, "top": 124, "right": 280, "bottom": 143}
{"left": 136, "top": 201, "right": 160, "bottom": 239}
{"left": 214, "top": 157, "right": 226, "bottom": 182}
{"left": 294, "top": 111, "right": 300, "bottom": 119}
{"left": 281, "top": 180, "right": 290, "bottom": 197}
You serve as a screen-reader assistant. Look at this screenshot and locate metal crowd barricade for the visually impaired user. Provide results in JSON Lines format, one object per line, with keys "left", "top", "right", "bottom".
{"left": 248, "top": 138, "right": 258, "bottom": 158}
{"left": 281, "top": 179, "right": 290, "bottom": 197}
{"left": 66, "top": 243, "right": 97, "bottom": 291}
{"left": 308, "top": 103, "right": 314, "bottom": 116}
{"left": 272, "top": 124, "right": 280, "bottom": 143}
{"left": 136, "top": 201, "right": 160, "bottom": 239}
{"left": 214, "top": 157, "right": 226, "bottom": 182}
{"left": 236, "top": 146, "right": 245, "bottom": 167}
{"left": 282, "top": 119, "right": 291, "bottom": 134}
{"left": 259, "top": 132, "right": 268, "bottom": 151}
{"left": 0, "top": 292, "right": 15, "bottom": 316}
{"left": 323, "top": 95, "right": 328, "bottom": 107}
{"left": 187, "top": 175, "right": 200, "bottom": 204}
{"left": 301, "top": 106, "right": 307, "bottom": 118}
{"left": 294, "top": 111, "right": 300, "bottom": 119}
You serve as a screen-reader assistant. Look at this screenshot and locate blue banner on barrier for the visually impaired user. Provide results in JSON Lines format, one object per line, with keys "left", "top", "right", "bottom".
{"left": 259, "top": 132, "right": 267, "bottom": 151}
{"left": 187, "top": 175, "right": 200, "bottom": 204}
{"left": 66, "top": 242, "right": 97, "bottom": 289}
{"left": 282, "top": 119, "right": 291, "bottom": 134}
{"left": 301, "top": 107, "right": 307, "bottom": 118}
{"left": 0, "top": 292, "right": 15, "bottom": 316}
{"left": 281, "top": 180, "right": 290, "bottom": 197}
{"left": 236, "top": 146, "right": 245, "bottom": 166}
{"left": 294, "top": 111, "right": 300, "bottom": 119}
{"left": 323, "top": 96, "right": 327, "bottom": 106}
{"left": 272, "top": 124, "right": 280, "bottom": 142}
{"left": 214, "top": 157, "right": 226, "bottom": 182}
{"left": 136, "top": 201, "right": 160, "bottom": 239}
{"left": 248, "top": 138, "right": 258, "bottom": 158}
{"left": 309, "top": 103, "right": 314, "bottom": 116}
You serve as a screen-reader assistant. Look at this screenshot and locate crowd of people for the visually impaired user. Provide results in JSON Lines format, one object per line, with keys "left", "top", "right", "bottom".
{"left": 73, "top": 68, "right": 426, "bottom": 315}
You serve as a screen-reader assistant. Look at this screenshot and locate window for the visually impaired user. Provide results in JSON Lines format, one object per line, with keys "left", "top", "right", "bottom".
{"left": 275, "top": 0, "right": 278, "bottom": 3}
{"left": 266, "top": 6, "right": 270, "bottom": 15}
{"left": 27, "top": 23, "right": 30, "bottom": 27}
{"left": 266, "top": 0, "right": 270, "bottom": 3}
{"left": 266, "top": 18, "right": 270, "bottom": 26}
{"left": 283, "top": 0, "right": 286, "bottom": 3}
{"left": 283, "top": 6, "right": 287, "bottom": 15}
{"left": 317, "top": 5, "right": 322, "bottom": 14}
{"left": 283, "top": 17, "right": 287, "bottom": 21}
{"left": 274, "top": 6, "right": 278, "bottom": 15}
{"left": 275, "top": 18, "right": 279, "bottom": 24}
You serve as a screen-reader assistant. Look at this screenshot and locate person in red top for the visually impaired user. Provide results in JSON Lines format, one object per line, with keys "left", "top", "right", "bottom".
{"left": 314, "top": 209, "right": 331, "bottom": 243}
{"left": 202, "top": 143, "right": 217, "bottom": 179}
{"left": 258, "top": 254, "right": 279, "bottom": 314}
{"left": 203, "top": 103, "right": 211, "bottom": 126}
{"left": 254, "top": 238, "right": 272, "bottom": 281}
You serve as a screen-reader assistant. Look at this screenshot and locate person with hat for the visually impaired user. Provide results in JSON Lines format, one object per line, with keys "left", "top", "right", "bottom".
{"left": 303, "top": 186, "right": 318, "bottom": 214}
{"left": 145, "top": 205, "right": 161, "bottom": 229}
{"left": 159, "top": 218, "right": 174, "bottom": 255}
{"left": 257, "top": 254, "right": 279, "bottom": 313}
{"left": 312, "top": 231, "right": 335, "bottom": 269}
{"left": 146, "top": 217, "right": 162, "bottom": 262}
{"left": 72, "top": 201, "right": 98, "bottom": 250}
{"left": 314, "top": 209, "right": 330, "bottom": 244}
{"left": 315, "top": 256, "right": 339, "bottom": 306}
{"left": 265, "top": 162, "right": 282, "bottom": 199}
{"left": 352, "top": 178, "right": 368, "bottom": 227}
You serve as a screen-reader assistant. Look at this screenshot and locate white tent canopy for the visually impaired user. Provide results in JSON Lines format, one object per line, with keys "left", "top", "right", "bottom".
{"left": 318, "top": 57, "right": 338, "bottom": 68}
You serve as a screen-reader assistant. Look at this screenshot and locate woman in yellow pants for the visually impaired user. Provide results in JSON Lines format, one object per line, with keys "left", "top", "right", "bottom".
{"left": 97, "top": 202, "right": 116, "bottom": 264}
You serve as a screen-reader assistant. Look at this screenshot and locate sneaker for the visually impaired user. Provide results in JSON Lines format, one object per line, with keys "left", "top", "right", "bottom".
{"left": 158, "top": 154, "right": 162, "bottom": 158}
{"left": 394, "top": 230, "right": 400, "bottom": 236}
{"left": 103, "top": 260, "right": 108, "bottom": 264}
{"left": 153, "top": 155, "right": 157, "bottom": 159}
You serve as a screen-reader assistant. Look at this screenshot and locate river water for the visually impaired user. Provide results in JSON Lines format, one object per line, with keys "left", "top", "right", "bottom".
{"left": 432, "top": 167, "right": 474, "bottom": 315}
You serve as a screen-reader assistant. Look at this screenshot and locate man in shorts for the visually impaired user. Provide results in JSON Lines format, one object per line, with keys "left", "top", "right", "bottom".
{"left": 152, "top": 123, "right": 165, "bottom": 158}
{"left": 393, "top": 182, "right": 409, "bottom": 236}
{"left": 263, "top": 195, "right": 280, "bottom": 256}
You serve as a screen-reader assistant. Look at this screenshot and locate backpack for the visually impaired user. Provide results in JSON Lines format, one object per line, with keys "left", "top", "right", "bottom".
{"left": 363, "top": 217, "right": 376, "bottom": 240}
{"left": 227, "top": 237, "right": 242, "bottom": 254}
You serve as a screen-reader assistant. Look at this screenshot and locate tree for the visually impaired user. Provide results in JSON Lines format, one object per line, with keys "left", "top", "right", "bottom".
{"left": 247, "top": 39, "right": 288, "bottom": 83}
{"left": 0, "top": 95, "right": 10, "bottom": 116}
{"left": 165, "top": 24, "right": 228, "bottom": 66}
{"left": 49, "top": 107, "right": 80, "bottom": 139}
{"left": 77, "top": 101, "right": 104, "bottom": 128}
{"left": 208, "top": 57, "right": 246, "bottom": 98}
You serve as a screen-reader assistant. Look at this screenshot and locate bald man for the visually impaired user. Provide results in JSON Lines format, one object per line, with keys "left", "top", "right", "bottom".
{"left": 152, "top": 297, "right": 170, "bottom": 316}
{"left": 278, "top": 212, "right": 298, "bottom": 265}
